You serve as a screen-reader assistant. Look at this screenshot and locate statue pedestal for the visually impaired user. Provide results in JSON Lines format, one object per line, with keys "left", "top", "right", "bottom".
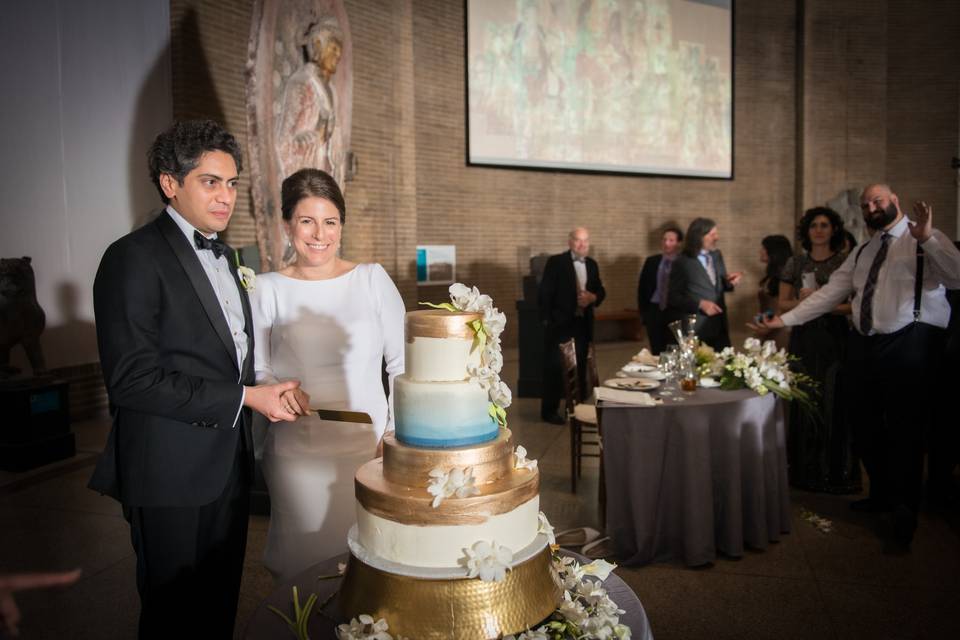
{"left": 0, "top": 377, "right": 75, "bottom": 472}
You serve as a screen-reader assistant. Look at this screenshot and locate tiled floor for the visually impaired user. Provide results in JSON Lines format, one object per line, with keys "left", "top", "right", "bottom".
{"left": 3, "top": 341, "right": 959, "bottom": 639}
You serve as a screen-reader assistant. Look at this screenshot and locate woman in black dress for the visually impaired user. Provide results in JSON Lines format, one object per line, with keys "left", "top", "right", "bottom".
{"left": 779, "top": 207, "right": 861, "bottom": 493}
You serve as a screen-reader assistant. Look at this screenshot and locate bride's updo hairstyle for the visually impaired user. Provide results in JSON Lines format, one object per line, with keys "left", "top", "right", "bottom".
{"left": 280, "top": 168, "right": 346, "bottom": 224}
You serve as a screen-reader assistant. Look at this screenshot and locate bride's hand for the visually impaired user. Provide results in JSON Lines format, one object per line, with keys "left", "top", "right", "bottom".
{"left": 281, "top": 387, "right": 311, "bottom": 417}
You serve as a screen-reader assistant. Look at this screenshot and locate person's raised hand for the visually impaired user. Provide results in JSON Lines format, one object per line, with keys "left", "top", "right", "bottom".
{"left": 909, "top": 201, "right": 933, "bottom": 243}
{"left": 244, "top": 380, "right": 302, "bottom": 422}
{"left": 699, "top": 300, "right": 723, "bottom": 316}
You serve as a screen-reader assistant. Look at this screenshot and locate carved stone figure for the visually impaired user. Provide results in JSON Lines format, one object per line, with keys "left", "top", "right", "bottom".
{"left": 0, "top": 257, "right": 47, "bottom": 377}
{"left": 246, "top": 0, "right": 352, "bottom": 272}
{"left": 275, "top": 18, "right": 343, "bottom": 183}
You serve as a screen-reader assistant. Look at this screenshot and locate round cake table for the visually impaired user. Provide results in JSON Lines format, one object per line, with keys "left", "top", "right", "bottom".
{"left": 243, "top": 550, "right": 654, "bottom": 639}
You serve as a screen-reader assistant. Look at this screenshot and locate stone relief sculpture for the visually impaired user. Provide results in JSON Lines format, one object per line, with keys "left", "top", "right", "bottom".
{"left": 826, "top": 187, "right": 867, "bottom": 245}
{"left": 247, "top": 0, "right": 352, "bottom": 271}
{"left": 0, "top": 257, "right": 47, "bottom": 378}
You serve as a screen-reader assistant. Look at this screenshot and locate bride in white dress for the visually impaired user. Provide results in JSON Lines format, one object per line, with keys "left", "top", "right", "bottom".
{"left": 250, "top": 168, "right": 405, "bottom": 580}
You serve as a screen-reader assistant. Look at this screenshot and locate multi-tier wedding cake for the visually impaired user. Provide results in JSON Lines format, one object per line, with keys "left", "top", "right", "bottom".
{"left": 338, "top": 286, "right": 561, "bottom": 639}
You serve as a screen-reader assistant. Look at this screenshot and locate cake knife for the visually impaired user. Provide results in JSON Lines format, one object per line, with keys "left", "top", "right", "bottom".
{"left": 310, "top": 408, "right": 373, "bottom": 424}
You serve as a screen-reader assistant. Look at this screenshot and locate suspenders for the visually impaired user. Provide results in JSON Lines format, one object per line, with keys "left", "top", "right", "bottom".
{"left": 854, "top": 238, "right": 925, "bottom": 324}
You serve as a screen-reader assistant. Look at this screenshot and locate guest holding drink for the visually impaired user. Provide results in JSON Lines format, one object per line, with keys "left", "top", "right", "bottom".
{"left": 778, "top": 207, "right": 859, "bottom": 493}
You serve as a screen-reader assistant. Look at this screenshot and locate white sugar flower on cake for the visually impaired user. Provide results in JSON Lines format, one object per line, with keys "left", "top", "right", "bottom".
{"left": 514, "top": 445, "right": 538, "bottom": 472}
{"left": 335, "top": 614, "right": 395, "bottom": 640}
{"left": 460, "top": 540, "right": 514, "bottom": 582}
{"left": 426, "top": 466, "right": 479, "bottom": 508}
{"left": 538, "top": 511, "right": 555, "bottom": 545}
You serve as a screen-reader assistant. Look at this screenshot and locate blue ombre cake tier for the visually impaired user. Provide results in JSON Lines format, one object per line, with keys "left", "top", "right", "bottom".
{"left": 393, "top": 376, "right": 498, "bottom": 448}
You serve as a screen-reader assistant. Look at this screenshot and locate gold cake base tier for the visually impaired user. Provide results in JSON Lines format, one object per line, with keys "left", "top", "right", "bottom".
{"left": 338, "top": 545, "right": 563, "bottom": 640}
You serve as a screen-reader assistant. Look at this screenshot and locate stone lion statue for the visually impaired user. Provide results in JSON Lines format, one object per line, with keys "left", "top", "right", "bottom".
{"left": 0, "top": 257, "right": 47, "bottom": 377}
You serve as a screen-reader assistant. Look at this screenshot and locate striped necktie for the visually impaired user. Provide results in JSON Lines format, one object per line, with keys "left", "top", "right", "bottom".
{"left": 858, "top": 233, "right": 891, "bottom": 335}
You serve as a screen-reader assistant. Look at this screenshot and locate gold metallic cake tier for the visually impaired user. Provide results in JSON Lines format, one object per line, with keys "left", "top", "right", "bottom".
{"left": 338, "top": 545, "right": 562, "bottom": 640}
{"left": 355, "top": 457, "right": 539, "bottom": 526}
{"left": 382, "top": 429, "right": 515, "bottom": 487}
{"left": 406, "top": 308, "right": 481, "bottom": 341}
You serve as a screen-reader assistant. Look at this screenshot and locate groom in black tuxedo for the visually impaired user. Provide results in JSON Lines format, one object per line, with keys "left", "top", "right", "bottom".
{"left": 90, "top": 120, "right": 300, "bottom": 639}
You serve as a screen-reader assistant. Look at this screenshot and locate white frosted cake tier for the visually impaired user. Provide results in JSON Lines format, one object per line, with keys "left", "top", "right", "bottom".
{"left": 405, "top": 335, "right": 481, "bottom": 382}
{"left": 394, "top": 376, "right": 497, "bottom": 447}
{"left": 355, "top": 496, "right": 541, "bottom": 568}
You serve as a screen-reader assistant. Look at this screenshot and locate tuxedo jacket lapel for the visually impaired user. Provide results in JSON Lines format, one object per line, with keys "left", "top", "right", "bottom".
{"left": 227, "top": 248, "right": 255, "bottom": 385}
{"left": 156, "top": 213, "right": 239, "bottom": 374}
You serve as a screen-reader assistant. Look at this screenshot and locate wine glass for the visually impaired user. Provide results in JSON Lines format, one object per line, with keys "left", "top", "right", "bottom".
{"left": 659, "top": 345, "right": 678, "bottom": 396}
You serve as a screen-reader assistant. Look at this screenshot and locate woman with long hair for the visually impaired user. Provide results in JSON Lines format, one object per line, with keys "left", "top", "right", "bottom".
{"left": 780, "top": 207, "right": 859, "bottom": 493}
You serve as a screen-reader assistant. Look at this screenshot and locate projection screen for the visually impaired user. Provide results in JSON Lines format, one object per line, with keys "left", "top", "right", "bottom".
{"left": 466, "top": 0, "right": 733, "bottom": 178}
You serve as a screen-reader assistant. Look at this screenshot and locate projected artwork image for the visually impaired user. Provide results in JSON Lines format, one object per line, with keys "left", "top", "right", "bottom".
{"left": 467, "top": 0, "right": 733, "bottom": 178}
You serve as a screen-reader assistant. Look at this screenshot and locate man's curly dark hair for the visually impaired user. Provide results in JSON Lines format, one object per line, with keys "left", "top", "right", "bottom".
{"left": 147, "top": 120, "right": 243, "bottom": 203}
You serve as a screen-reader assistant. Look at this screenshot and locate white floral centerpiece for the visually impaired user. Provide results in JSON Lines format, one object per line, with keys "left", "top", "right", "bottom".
{"left": 421, "top": 283, "right": 511, "bottom": 426}
{"left": 504, "top": 553, "right": 630, "bottom": 640}
{"left": 696, "top": 338, "right": 817, "bottom": 412}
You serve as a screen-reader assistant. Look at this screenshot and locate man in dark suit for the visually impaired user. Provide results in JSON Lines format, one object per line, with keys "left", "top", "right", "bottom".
{"left": 539, "top": 227, "right": 606, "bottom": 424}
{"left": 637, "top": 226, "right": 684, "bottom": 354}
{"left": 666, "top": 217, "right": 742, "bottom": 350}
{"left": 90, "top": 121, "right": 301, "bottom": 638}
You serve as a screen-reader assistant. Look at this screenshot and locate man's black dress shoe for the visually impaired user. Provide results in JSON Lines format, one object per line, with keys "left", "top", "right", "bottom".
{"left": 542, "top": 414, "right": 566, "bottom": 425}
{"left": 850, "top": 498, "right": 892, "bottom": 513}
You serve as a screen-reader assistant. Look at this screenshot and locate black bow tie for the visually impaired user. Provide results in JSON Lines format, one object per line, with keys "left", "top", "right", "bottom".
{"left": 194, "top": 230, "right": 228, "bottom": 259}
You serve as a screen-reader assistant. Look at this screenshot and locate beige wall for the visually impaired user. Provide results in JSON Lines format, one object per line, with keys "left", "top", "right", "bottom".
{"left": 170, "top": 0, "right": 960, "bottom": 347}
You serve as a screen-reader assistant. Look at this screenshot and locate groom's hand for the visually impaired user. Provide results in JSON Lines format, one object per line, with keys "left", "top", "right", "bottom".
{"left": 244, "top": 380, "right": 302, "bottom": 422}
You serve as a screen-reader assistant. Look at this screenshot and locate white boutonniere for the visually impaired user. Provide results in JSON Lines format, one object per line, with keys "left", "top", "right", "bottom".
{"left": 237, "top": 265, "right": 256, "bottom": 291}
{"left": 233, "top": 251, "right": 256, "bottom": 291}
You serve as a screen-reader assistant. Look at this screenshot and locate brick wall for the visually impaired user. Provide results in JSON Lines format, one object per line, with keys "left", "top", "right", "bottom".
{"left": 886, "top": 0, "right": 959, "bottom": 240}
{"left": 800, "top": 0, "right": 887, "bottom": 215}
{"left": 168, "top": 0, "right": 959, "bottom": 347}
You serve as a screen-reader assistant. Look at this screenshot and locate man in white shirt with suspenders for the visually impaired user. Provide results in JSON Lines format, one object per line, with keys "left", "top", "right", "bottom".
{"left": 763, "top": 183, "right": 960, "bottom": 549}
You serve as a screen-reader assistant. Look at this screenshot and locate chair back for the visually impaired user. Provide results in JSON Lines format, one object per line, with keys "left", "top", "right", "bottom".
{"left": 585, "top": 342, "right": 599, "bottom": 395}
{"left": 558, "top": 338, "right": 580, "bottom": 415}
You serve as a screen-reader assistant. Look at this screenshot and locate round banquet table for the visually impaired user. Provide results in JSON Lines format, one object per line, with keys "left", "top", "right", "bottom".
{"left": 598, "top": 387, "right": 791, "bottom": 567}
{"left": 243, "top": 550, "right": 654, "bottom": 639}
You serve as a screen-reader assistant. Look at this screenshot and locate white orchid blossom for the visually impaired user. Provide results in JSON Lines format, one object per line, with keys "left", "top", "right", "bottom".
{"left": 460, "top": 540, "right": 513, "bottom": 582}
{"left": 514, "top": 445, "right": 538, "bottom": 472}
{"left": 427, "top": 466, "right": 479, "bottom": 508}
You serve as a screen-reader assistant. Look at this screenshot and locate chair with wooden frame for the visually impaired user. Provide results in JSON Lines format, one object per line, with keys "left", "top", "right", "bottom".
{"left": 559, "top": 338, "right": 601, "bottom": 494}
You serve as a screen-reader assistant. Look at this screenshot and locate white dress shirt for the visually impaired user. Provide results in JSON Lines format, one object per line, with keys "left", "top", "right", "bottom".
{"left": 570, "top": 250, "right": 587, "bottom": 291}
{"left": 166, "top": 206, "right": 248, "bottom": 423}
{"left": 781, "top": 216, "right": 960, "bottom": 335}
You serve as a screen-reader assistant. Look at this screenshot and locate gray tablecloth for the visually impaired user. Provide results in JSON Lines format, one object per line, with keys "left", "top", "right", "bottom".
{"left": 599, "top": 387, "right": 791, "bottom": 567}
{"left": 244, "top": 551, "right": 654, "bottom": 639}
